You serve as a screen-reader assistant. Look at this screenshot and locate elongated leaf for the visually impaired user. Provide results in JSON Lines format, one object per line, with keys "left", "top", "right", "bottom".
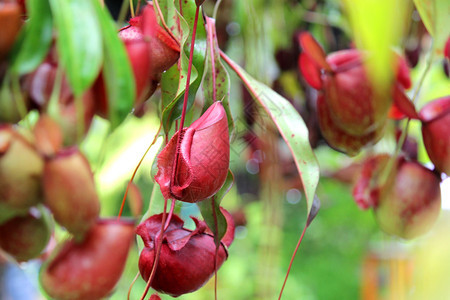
{"left": 342, "top": 0, "right": 410, "bottom": 94}
{"left": 413, "top": 0, "right": 449, "bottom": 55}
{"left": 198, "top": 170, "right": 234, "bottom": 245}
{"left": 413, "top": 0, "right": 434, "bottom": 36}
{"left": 160, "top": 0, "right": 207, "bottom": 133}
{"left": 158, "top": 0, "right": 190, "bottom": 129}
{"left": 433, "top": 0, "right": 450, "bottom": 55}
{"left": 49, "top": 0, "right": 103, "bottom": 97}
{"left": 203, "top": 17, "right": 234, "bottom": 137}
{"left": 0, "top": 75, "right": 22, "bottom": 122}
{"left": 93, "top": 1, "right": 135, "bottom": 128}
{"left": 221, "top": 52, "right": 319, "bottom": 217}
{"left": 9, "top": 0, "right": 53, "bottom": 75}
{"left": 401, "top": 0, "right": 449, "bottom": 55}
{"left": 155, "top": 0, "right": 182, "bottom": 41}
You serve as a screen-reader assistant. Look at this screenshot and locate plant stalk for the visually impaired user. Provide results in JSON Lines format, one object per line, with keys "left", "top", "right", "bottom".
{"left": 117, "top": 123, "right": 162, "bottom": 219}
{"left": 170, "top": 5, "right": 200, "bottom": 192}
{"left": 379, "top": 47, "right": 434, "bottom": 185}
{"left": 278, "top": 223, "right": 308, "bottom": 300}
{"left": 129, "top": 0, "right": 135, "bottom": 17}
{"left": 207, "top": 18, "right": 217, "bottom": 102}
{"left": 140, "top": 197, "right": 169, "bottom": 300}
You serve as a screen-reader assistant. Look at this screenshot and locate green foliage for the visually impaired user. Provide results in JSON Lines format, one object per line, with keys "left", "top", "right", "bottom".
{"left": 198, "top": 171, "right": 234, "bottom": 245}
{"left": 160, "top": 0, "right": 207, "bottom": 133}
{"left": 9, "top": 0, "right": 53, "bottom": 75}
{"left": 222, "top": 54, "right": 319, "bottom": 218}
{"left": 282, "top": 178, "right": 378, "bottom": 300}
{"left": 49, "top": 0, "right": 103, "bottom": 97}
{"left": 93, "top": 0, "right": 135, "bottom": 128}
{"left": 413, "top": 0, "right": 450, "bottom": 54}
{"left": 203, "top": 16, "right": 234, "bottom": 136}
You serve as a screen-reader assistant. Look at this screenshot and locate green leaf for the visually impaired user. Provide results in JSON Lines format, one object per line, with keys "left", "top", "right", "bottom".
{"left": 0, "top": 74, "right": 24, "bottom": 123}
{"left": 342, "top": 0, "right": 411, "bottom": 94}
{"left": 413, "top": 0, "right": 449, "bottom": 55}
{"left": 433, "top": 0, "right": 450, "bottom": 55}
{"left": 49, "top": 0, "right": 103, "bottom": 97}
{"left": 160, "top": 1, "right": 207, "bottom": 133}
{"left": 92, "top": 1, "right": 135, "bottom": 129}
{"left": 203, "top": 17, "right": 234, "bottom": 137}
{"left": 198, "top": 170, "right": 234, "bottom": 245}
{"left": 413, "top": 0, "right": 434, "bottom": 36}
{"left": 156, "top": 0, "right": 183, "bottom": 41}
{"left": 9, "top": 0, "right": 53, "bottom": 75}
{"left": 158, "top": 0, "right": 189, "bottom": 130}
{"left": 221, "top": 53, "right": 319, "bottom": 218}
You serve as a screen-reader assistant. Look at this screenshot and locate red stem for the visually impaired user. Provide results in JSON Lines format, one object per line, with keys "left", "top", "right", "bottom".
{"left": 140, "top": 7, "right": 201, "bottom": 298}
{"left": 163, "top": 199, "right": 176, "bottom": 231}
{"left": 170, "top": 5, "right": 200, "bottom": 191}
{"left": 212, "top": 199, "right": 219, "bottom": 300}
{"left": 219, "top": 50, "right": 253, "bottom": 98}
{"left": 154, "top": 0, "right": 180, "bottom": 45}
{"left": 207, "top": 18, "right": 217, "bottom": 102}
{"left": 214, "top": 245, "right": 219, "bottom": 300}
{"left": 179, "top": 0, "right": 183, "bottom": 15}
{"left": 176, "top": 5, "right": 199, "bottom": 136}
{"left": 127, "top": 271, "right": 140, "bottom": 300}
{"left": 220, "top": 48, "right": 313, "bottom": 300}
{"left": 140, "top": 198, "right": 169, "bottom": 300}
{"left": 278, "top": 223, "right": 308, "bottom": 300}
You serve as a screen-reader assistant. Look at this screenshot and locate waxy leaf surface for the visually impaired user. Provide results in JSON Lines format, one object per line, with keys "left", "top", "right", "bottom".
{"left": 160, "top": 0, "right": 207, "bottom": 133}
{"left": 93, "top": 1, "right": 135, "bottom": 128}
{"left": 222, "top": 54, "right": 319, "bottom": 218}
{"left": 203, "top": 17, "right": 234, "bottom": 136}
{"left": 49, "top": 0, "right": 103, "bottom": 96}
{"left": 198, "top": 170, "right": 234, "bottom": 245}
{"left": 413, "top": 0, "right": 450, "bottom": 55}
{"left": 10, "top": 0, "right": 53, "bottom": 75}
